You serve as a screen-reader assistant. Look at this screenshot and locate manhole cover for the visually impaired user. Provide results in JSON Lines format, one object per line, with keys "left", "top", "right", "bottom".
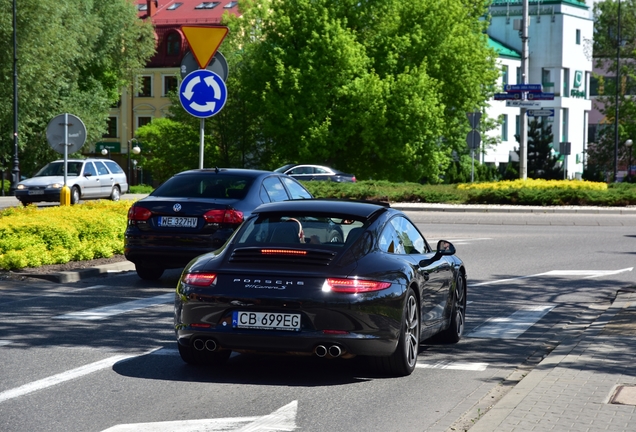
{"left": 610, "top": 385, "right": 636, "bottom": 405}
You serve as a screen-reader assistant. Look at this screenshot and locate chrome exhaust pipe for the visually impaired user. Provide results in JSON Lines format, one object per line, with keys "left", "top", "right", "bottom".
{"left": 204, "top": 339, "right": 217, "bottom": 352}
{"left": 314, "top": 345, "right": 327, "bottom": 357}
{"left": 193, "top": 338, "right": 205, "bottom": 351}
{"left": 328, "top": 345, "right": 342, "bottom": 358}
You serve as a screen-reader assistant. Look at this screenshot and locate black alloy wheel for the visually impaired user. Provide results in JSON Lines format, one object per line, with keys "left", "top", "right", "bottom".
{"left": 437, "top": 273, "right": 466, "bottom": 343}
{"left": 372, "top": 288, "right": 420, "bottom": 376}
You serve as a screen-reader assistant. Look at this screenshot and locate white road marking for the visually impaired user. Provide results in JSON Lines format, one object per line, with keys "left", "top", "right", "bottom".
{"left": 467, "top": 305, "right": 554, "bottom": 339}
{"left": 438, "top": 237, "right": 492, "bottom": 246}
{"left": 0, "top": 351, "right": 153, "bottom": 403}
{"left": 73, "top": 284, "right": 108, "bottom": 292}
{"left": 0, "top": 340, "right": 12, "bottom": 347}
{"left": 54, "top": 293, "right": 173, "bottom": 320}
{"left": 469, "top": 267, "right": 633, "bottom": 287}
{"left": 416, "top": 361, "right": 488, "bottom": 371}
{"left": 101, "top": 401, "right": 298, "bottom": 432}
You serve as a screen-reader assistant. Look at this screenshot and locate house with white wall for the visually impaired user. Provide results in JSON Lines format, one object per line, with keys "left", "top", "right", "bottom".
{"left": 485, "top": 0, "right": 593, "bottom": 178}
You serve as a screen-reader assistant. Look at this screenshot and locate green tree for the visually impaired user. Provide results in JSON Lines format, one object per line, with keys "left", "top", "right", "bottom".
{"left": 227, "top": 0, "right": 498, "bottom": 182}
{"left": 512, "top": 119, "right": 563, "bottom": 179}
{"left": 0, "top": 0, "right": 155, "bottom": 176}
{"left": 590, "top": 0, "right": 636, "bottom": 179}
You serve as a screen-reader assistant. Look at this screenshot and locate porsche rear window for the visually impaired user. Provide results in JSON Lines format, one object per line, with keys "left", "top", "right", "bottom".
{"left": 236, "top": 214, "right": 366, "bottom": 247}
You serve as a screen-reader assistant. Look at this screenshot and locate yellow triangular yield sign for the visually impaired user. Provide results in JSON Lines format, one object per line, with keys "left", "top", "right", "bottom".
{"left": 182, "top": 26, "right": 229, "bottom": 69}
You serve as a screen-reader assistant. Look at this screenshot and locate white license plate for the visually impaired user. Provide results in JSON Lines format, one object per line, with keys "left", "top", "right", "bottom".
{"left": 232, "top": 311, "right": 301, "bottom": 331}
{"left": 158, "top": 216, "right": 197, "bottom": 228}
{"left": 28, "top": 190, "right": 44, "bottom": 195}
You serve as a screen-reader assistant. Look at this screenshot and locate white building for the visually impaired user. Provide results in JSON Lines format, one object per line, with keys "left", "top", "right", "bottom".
{"left": 485, "top": 0, "right": 594, "bottom": 178}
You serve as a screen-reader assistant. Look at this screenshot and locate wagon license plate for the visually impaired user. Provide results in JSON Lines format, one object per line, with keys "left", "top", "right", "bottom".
{"left": 232, "top": 311, "right": 301, "bottom": 331}
{"left": 158, "top": 216, "right": 197, "bottom": 228}
{"left": 28, "top": 190, "right": 44, "bottom": 195}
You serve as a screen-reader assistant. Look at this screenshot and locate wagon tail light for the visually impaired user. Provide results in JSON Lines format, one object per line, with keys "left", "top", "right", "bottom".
{"left": 128, "top": 206, "right": 152, "bottom": 222}
{"left": 182, "top": 272, "right": 217, "bottom": 287}
{"left": 324, "top": 278, "right": 391, "bottom": 293}
{"left": 203, "top": 209, "right": 244, "bottom": 224}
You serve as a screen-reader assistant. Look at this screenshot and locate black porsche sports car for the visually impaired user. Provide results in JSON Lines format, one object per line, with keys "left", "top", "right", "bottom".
{"left": 174, "top": 199, "right": 466, "bottom": 376}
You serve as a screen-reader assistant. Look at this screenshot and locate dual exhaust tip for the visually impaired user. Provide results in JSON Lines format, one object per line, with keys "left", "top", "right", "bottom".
{"left": 314, "top": 344, "right": 343, "bottom": 358}
{"left": 194, "top": 338, "right": 344, "bottom": 358}
{"left": 193, "top": 338, "right": 217, "bottom": 352}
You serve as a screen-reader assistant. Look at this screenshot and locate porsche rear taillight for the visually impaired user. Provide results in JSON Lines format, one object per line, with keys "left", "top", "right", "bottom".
{"left": 203, "top": 209, "right": 244, "bottom": 224}
{"left": 182, "top": 273, "right": 217, "bottom": 287}
{"left": 323, "top": 278, "right": 391, "bottom": 293}
{"left": 128, "top": 206, "right": 152, "bottom": 221}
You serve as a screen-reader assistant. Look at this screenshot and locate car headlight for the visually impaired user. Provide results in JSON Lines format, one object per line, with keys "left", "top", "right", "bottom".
{"left": 50, "top": 183, "right": 62, "bottom": 189}
{"left": 16, "top": 184, "right": 25, "bottom": 190}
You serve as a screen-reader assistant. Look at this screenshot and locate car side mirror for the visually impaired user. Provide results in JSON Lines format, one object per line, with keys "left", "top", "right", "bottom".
{"left": 84, "top": 172, "right": 92, "bottom": 177}
{"left": 419, "top": 240, "right": 456, "bottom": 267}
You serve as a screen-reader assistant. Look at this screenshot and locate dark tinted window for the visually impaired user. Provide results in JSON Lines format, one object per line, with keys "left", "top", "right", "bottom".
{"left": 152, "top": 173, "right": 255, "bottom": 198}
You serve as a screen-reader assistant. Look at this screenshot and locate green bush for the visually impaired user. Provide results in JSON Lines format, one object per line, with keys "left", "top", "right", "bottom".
{"left": 0, "top": 200, "right": 133, "bottom": 270}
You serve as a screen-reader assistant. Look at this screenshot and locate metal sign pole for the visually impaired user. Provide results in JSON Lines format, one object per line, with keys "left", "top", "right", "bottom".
{"left": 200, "top": 118, "right": 205, "bottom": 169}
{"left": 63, "top": 113, "right": 68, "bottom": 187}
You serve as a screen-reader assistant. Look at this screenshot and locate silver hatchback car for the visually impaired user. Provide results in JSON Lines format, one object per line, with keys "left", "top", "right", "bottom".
{"left": 14, "top": 158, "right": 129, "bottom": 205}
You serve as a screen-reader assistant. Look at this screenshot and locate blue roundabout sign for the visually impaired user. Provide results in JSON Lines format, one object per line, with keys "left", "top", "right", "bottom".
{"left": 179, "top": 69, "right": 227, "bottom": 118}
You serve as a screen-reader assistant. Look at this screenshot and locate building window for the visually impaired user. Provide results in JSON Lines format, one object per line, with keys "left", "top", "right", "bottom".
{"left": 501, "top": 65, "right": 509, "bottom": 89}
{"left": 576, "top": 29, "right": 581, "bottom": 45}
{"left": 590, "top": 76, "right": 600, "bottom": 96}
{"left": 137, "top": 4, "right": 147, "bottom": 11}
{"left": 168, "top": 2, "right": 183, "bottom": 10}
{"left": 515, "top": 115, "right": 520, "bottom": 137}
{"left": 563, "top": 68, "right": 570, "bottom": 97}
{"left": 163, "top": 75, "right": 178, "bottom": 96}
{"left": 588, "top": 124, "right": 598, "bottom": 143}
{"left": 542, "top": 68, "right": 551, "bottom": 86}
{"left": 224, "top": 1, "right": 238, "bottom": 7}
{"left": 501, "top": 114, "right": 508, "bottom": 141}
{"left": 103, "top": 117, "right": 117, "bottom": 138}
{"left": 516, "top": 67, "right": 522, "bottom": 84}
{"left": 561, "top": 109, "right": 568, "bottom": 142}
{"left": 195, "top": 2, "right": 220, "bottom": 9}
{"left": 166, "top": 32, "right": 181, "bottom": 56}
{"left": 138, "top": 116, "right": 152, "bottom": 128}
{"left": 137, "top": 76, "right": 152, "bottom": 97}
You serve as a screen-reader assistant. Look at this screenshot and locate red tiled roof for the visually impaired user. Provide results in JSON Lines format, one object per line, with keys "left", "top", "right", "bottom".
{"left": 136, "top": 0, "right": 239, "bottom": 25}
{"left": 135, "top": 0, "right": 240, "bottom": 67}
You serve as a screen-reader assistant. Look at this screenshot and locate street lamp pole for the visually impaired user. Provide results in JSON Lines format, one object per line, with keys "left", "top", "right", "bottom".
{"left": 127, "top": 138, "right": 140, "bottom": 185}
{"left": 626, "top": 139, "right": 633, "bottom": 182}
{"left": 614, "top": 0, "right": 622, "bottom": 182}
{"left": 9, "top": 0, "right": 20, "bottom": 195}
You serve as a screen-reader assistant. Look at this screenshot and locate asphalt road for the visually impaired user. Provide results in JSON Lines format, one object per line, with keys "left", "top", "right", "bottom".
{"left": 0, "top": 210, "right": 635, "bottom": 431}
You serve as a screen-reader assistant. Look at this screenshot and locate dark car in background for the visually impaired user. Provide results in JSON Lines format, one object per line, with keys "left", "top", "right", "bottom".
{"left": 275, "top": 164, "right": 357, "bottom": 183}
{"left": 124, "top": 168, "right": 312, "bottom": 280}
{"left": 174, "top": 199, "right": 466, "bottom": 376}
{"left": 14, "top": 158, "right": 129, "bottom": 205}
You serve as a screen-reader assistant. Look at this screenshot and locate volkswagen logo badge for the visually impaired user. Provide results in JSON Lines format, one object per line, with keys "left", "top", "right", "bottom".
{"left": 173, "top": 203, "right": 182, "bottom": 212}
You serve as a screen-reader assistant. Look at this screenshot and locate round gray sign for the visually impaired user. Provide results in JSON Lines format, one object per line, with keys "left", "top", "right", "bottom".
{"left": 46, "top": 113, "right": 87, "bottom": 154}
{"left": 180, "top": 51, "right": 229, "bottom": 81}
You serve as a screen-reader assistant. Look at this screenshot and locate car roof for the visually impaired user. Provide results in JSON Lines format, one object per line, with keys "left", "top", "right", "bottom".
{"left": 252, "top": 199, "right": 390, "bottom": 219}
{"left": 50, "top": 158, "right": 113, "bottom": 163}
{"left": 173, "top": 168, "right": 276, "bottom": 178}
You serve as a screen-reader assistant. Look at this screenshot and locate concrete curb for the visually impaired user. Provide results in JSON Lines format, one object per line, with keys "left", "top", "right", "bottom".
{"left": 15, "top": 261, "right": 135, "bottom": 283}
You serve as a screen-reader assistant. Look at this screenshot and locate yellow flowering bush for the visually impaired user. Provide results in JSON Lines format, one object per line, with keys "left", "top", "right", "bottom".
{"left": 0, "top": 199, "right": 134, "bottom": 270}
{"left": 457, "top": 179, "right": 608, "bottom": 191}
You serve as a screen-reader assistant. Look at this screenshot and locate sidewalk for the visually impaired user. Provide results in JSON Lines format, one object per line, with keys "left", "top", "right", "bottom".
{"left": 468, "top": 289, "right": 636, "bottom": 432}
